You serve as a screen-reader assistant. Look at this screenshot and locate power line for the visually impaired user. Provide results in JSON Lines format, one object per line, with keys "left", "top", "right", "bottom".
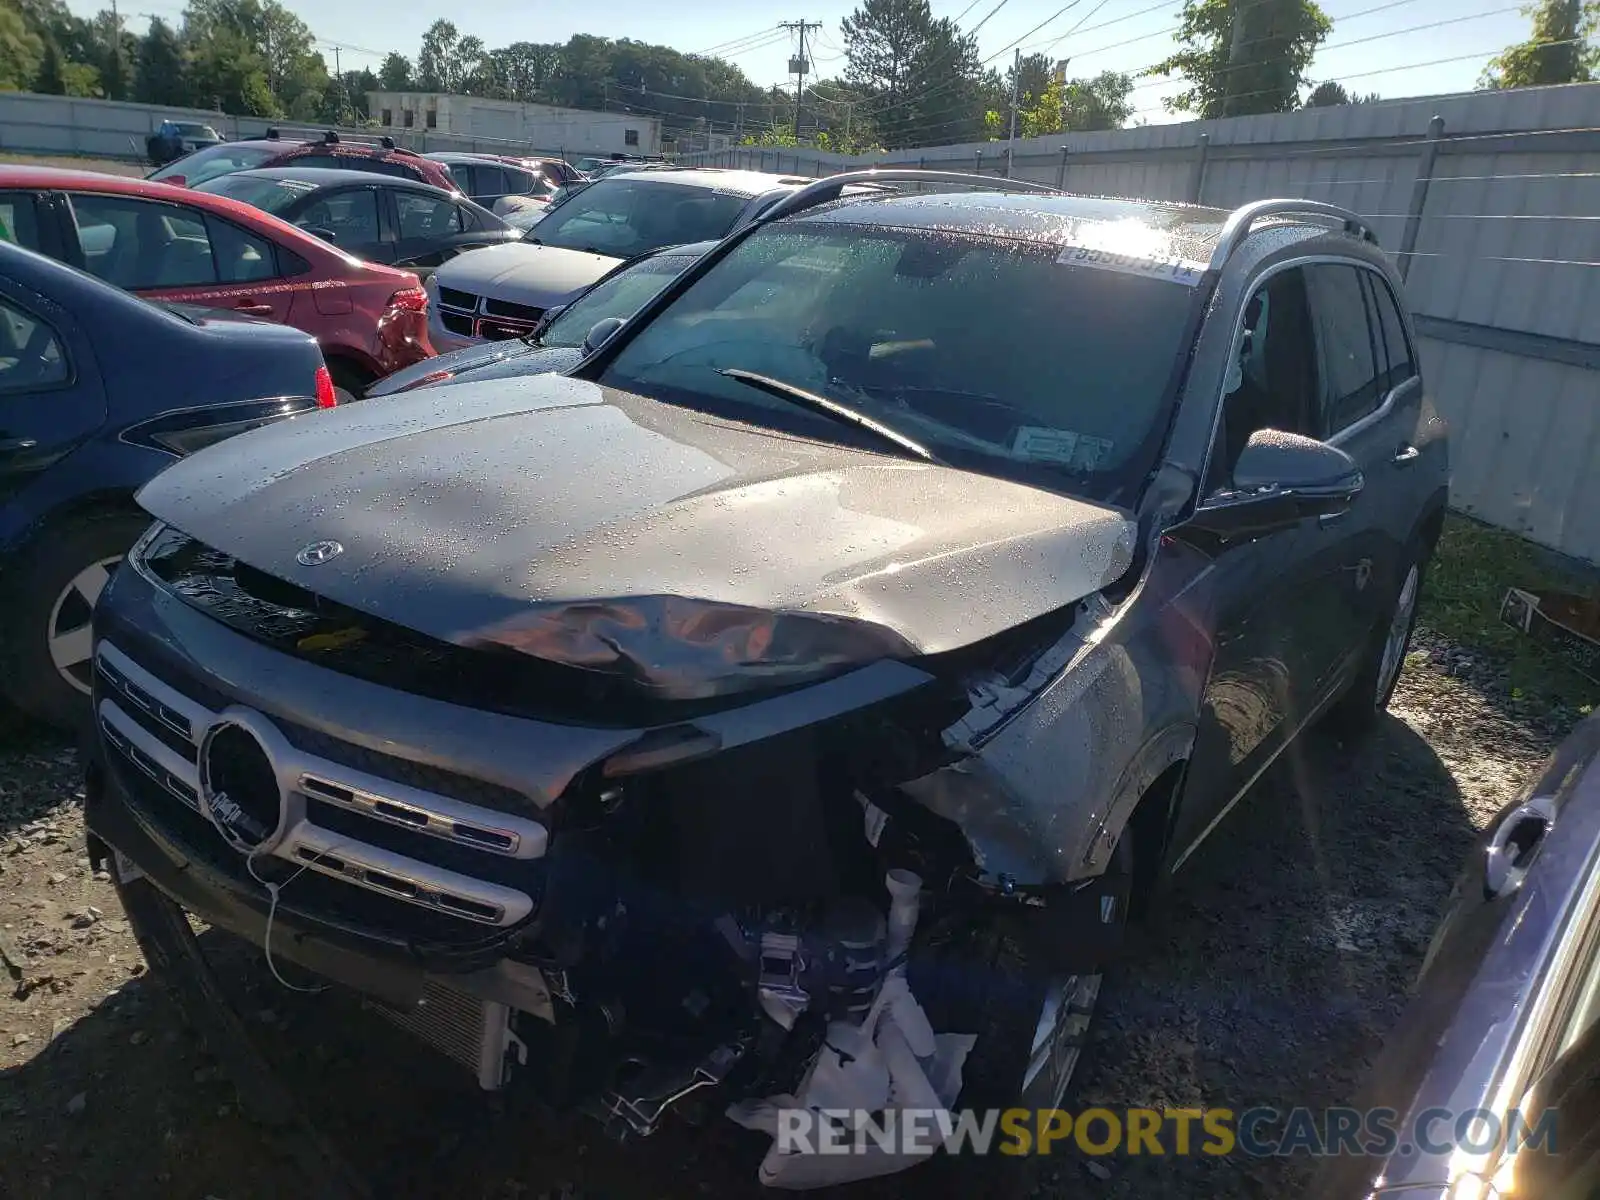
{"left": 1018, "top": 0, "right": 1171, "bottom": 51}
{"left": 694, "top": 27, "right": 788, "bottom": 56}
{"left": 1130, "top": 5, "right": 1531, "bottom": 97}
{"left": 1035, "top": 0, "right": 1117, "bottom": 59}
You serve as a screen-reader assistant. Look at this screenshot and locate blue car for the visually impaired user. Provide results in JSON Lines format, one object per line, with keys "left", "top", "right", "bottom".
{"left": 368, "top": 240, "right": 715, "bottom": 397}
{"left": 1325, "top": 714, "right": 1600, "bottom": 1198}
{"left": 0, "top": 240, "right": 334, "bottom": 728}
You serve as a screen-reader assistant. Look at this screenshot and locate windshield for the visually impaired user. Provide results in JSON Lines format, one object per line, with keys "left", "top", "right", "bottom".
{"left": 529, "top": 177, "right": 745, "bottom": 258}
{"left": 196, "top": 174, "right": 316, "bottom": 214}
{"left": 600, "top": 224, "right": 1199, "bottom": 504}
{"left": 151, "top": 143, "right": 277, "bottom": 185}
{"left": 541, "top": 252, "right": 699, "bottom": 347}
{"left": 174, "top": 124, "right": 215, "bottom": 138}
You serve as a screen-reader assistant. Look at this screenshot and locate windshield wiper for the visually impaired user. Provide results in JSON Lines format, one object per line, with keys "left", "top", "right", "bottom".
{"left": 717, "top": 368, "right": 935, "bottom": 463}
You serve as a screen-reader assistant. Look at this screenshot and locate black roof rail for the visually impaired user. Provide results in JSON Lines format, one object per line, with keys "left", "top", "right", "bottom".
{"left": 754, "top": 168, "right": 1063, "bottom": 225}
{"left": 1210, "top": 199, "right": 1378, "bottom": 269}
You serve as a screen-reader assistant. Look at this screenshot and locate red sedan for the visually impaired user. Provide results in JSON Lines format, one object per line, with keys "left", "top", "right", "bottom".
{"left": 0, "top": 166, "right": 434, "bottom": 398}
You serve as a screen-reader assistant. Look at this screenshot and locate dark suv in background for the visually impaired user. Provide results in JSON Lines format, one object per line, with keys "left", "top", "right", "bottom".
{"left": 87, "top": 172, "right": 1447, "bottom": 1192}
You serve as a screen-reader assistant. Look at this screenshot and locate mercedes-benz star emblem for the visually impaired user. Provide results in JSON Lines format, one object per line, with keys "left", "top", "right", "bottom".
{"left": 296, "top": 539, "right": 344, "bottom": 566}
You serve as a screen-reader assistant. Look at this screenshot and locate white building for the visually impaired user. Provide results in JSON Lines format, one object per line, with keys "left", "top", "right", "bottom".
{"left": 366, "top": 91, "right": 661, "bottom": 157}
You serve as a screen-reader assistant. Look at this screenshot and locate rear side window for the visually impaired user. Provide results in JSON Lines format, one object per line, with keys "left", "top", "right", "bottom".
{"left": 0, "top": 295, "right": 68, "bottom": 390}
{"left": 296, "top": 188, "right": 380, "bottom": 246}
{"left": 206, "top": 215, "right": 277, "bottom": 283}
{"left": 0, "top": 193, "right": 42, "bottom": 251}
{"left": 1307, "top": 263, "right": 1383, "bottom": 437}
{"left": 69, "top": 194, "right": 215, "bottom": 289}
{"left": 68, "top": 194, "right": 279, "bottom": 289}
{"left": 472, "top": 165, "right": 507, "bottom": 195}
{"left": 1367, "top": 274, "right": 1417, "bottom": 393}
{"left": 396, "top": 192, "right": 461, "bottom": 239}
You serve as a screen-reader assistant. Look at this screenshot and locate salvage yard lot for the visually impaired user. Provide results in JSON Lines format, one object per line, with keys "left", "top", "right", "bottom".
{"left": 0, "top": 517, "right": 1593, "bottom": 1200}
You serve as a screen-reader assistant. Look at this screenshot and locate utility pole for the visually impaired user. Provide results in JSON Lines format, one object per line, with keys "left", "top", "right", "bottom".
{"left": 333, "top": 45, "right": 342, "bottom": 80}
{"left": 780, "top": 19, "right": 822, "bottom": 144}
{"left": 1006, "top": 46, "right": 1021, "bottom": 144}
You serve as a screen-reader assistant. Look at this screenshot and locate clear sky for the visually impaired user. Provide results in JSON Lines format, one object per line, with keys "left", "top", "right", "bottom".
{"left": 81, "top": 0, "right": 1540, "bottom": 127}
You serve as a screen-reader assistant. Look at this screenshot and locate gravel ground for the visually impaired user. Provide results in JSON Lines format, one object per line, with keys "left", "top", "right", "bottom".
{"left": 0, "top": 632, "right": 1577, "bottom": 1200}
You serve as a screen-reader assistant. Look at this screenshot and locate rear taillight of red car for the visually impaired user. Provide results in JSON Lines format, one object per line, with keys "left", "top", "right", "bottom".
{"left": 387, "top": 287, "right": 428, "bottom": 314}
{"left": 314, "top": 364, "right": 338, "bottom": 408}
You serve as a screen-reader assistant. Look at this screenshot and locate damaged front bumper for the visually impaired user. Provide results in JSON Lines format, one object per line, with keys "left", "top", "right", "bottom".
{"left": 88, "top": 537, "right": 1128, "bottom": 1186}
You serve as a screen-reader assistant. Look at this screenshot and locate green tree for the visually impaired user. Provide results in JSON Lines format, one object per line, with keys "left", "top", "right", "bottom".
{"left": 185, "top": 20, "right": 276, "bottom": 115}
{"left": 1005, "top": 50, "right": 1054, "bottom": 114}
{"left": 134, "top": 16, "right": 187, "bottom": 105}
{"left": 842, "top": 0, "right": 985, "bottom": 148}
{"left": 489, "top": 41, "right": 559, "bottom": 101}
{"left": 342, "top": 66, "right": 377, "bottom": 117}
{"left": 1304, "top": 79, "right": 1380, "bottom": 105}
{"left": 1151, "top": 0, "right": 1332, "bottom": 118}
{"left": 377, "top": 50, "right": 411, "bottom": 90}
{"left": 0, "top": 0, "right": 46, "bottom": 91}
{"left": 1062, "top": 70, "right": 1133, "bottom": 130}
{"left": 60, "top": 56, "right": 97, "bottom": 93}
{"left": 416, "top": 18, "right": 463, "bottom": 91}
{"left": 92, "top": 10, "right": 130, "bottom": 98}
{"left": 1481, "top": 0, "right": 1599, "bottom": 88}
{"left": 32, "top": 32, "right": 62, "bottom": 90}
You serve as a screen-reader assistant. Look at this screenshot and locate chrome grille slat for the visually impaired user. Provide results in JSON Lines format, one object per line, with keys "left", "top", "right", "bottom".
{"left": 95, "top": 642, "right": 543, "bottom": 928}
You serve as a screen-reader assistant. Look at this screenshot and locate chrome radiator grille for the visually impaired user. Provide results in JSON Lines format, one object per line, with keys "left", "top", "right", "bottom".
{"left": 95, "top": 639, "right": 546, "bottom": 931}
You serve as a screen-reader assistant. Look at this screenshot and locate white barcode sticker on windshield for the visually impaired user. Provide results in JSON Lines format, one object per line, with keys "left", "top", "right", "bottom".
{"left": 1012, "top": 426, "right": 1078, "bottom": 463}
{"left": 1055, "top": 243, "right": 1205, "bottom": 286}
{"left": 1013, "top": 427, "right": 1114, "bottom": 470}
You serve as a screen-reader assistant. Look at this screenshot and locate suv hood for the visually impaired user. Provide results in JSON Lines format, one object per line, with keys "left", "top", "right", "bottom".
{"left": 135, "top": 376, "right": 1135, "bottom": 698}
{"left": 435, "top": 242, "right": 621, "bottom": 308}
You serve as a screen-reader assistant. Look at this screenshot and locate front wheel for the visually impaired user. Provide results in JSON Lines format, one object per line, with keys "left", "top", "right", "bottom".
{"left": 1325, "top": 550, "right": 1426, "bottom": 738}
{"left": 910, "top": 838, "right": 1132, "bottom": 1191}
{"left": 0, "top": 512, "right": 150, "bottom": 730}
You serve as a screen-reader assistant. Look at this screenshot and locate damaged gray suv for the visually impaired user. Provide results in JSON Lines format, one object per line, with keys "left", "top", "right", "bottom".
{"left": 86, "top": 170, "right": 1448, "bottom": 1189}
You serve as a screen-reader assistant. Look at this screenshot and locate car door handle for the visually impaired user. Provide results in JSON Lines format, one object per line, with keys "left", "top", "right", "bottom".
{"left": 232, "top": 302, "right": 274, "bottom": 316}
{"left": 0, "top": 437, "right": 38, "bottom": 453}
{"left": 1317, "top": 510, "right": 1349, "bottom": 528}
{"left": 1484, "top": 796, "right": 1554, "bottom": 897}
{"left": 1392, "top": 444, "right": 1421, "bottom": 466}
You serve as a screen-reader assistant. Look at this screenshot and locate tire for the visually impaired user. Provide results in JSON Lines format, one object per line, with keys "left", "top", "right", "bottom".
{"left": 114, "top": 874, "right": 374, "bottom": 1200}
{"left": 0, "top": 511, "right": 150, "bottom": 731}
{"left": 910, "top": 836, "right": 1133, "bottom": 1193}
{"left": 1324, "top": 545, "right": 1427, "bottom": 738}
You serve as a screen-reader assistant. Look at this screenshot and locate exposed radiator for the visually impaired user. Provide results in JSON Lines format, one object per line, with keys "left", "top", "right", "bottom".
{"left": 369, "top": 975, "right": 524, "bottom": 1089}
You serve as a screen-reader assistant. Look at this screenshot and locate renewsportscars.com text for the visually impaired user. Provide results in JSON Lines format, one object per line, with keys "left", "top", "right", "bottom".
{"left": 775, "top": 1106, "right": 1558, "bottom": 1158}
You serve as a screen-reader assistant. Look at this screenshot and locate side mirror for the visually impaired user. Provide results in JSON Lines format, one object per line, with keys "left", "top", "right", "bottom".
{"left": 164, "top": 173, "right": 187, "bottom": 187}
{"left": 583, "top": 316, "right": 625, "bottom": 354}
{"left": 299, "top": 225, "right": 338, "bottom": 244}
{"left": 1187, "top": 429, "right": 1364, "bottom": 540}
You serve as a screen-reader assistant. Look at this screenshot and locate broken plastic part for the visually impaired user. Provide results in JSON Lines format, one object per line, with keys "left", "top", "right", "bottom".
{"left": 464, "top": 595, "right": 919, "bottom": 701}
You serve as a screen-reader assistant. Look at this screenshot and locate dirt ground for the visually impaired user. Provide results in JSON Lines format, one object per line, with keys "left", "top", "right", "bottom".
{"left": 0, "top": 628, "right": 1582, "bottom": 1200}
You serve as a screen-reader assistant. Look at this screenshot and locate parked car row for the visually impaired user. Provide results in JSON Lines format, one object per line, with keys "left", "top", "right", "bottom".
{"left": 71, "top": 164, "right": 1588, "bottom": 1200}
